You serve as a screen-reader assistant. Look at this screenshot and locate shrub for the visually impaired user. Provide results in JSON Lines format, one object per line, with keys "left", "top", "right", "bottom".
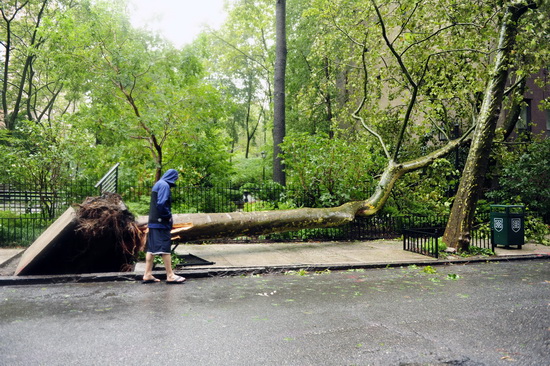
{"left": 488, "top": 139, "right": 550, "bottom": 223}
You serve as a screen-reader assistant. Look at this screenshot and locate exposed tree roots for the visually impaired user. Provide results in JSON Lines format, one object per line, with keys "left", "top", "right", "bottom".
{"left": 74, "top": 193, "right": 144, "bottom": 272}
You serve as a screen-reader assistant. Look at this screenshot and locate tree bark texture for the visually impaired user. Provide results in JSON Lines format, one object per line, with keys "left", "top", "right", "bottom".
{"left": 443, "top": 1, "right": 537, "bottom": 251}
{"left": 273, "top": 0, "right": 287, "bottom": 185}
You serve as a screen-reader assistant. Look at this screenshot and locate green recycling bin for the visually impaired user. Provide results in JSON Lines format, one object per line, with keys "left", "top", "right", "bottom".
{"left": 490, "top": 205, "right": 525, "bottom": 249}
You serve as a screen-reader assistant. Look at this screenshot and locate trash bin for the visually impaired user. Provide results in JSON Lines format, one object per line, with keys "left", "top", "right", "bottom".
{"left": 490, "top": 205, "right": 525, "bottom": 249}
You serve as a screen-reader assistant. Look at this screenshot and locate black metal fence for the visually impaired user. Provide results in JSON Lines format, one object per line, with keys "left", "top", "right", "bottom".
{"left": 0, "top": 217, "right": 51, "bottom": 247}
{"left": 403, "top": 227, "right": 444, "bottom": 258}
{"left": 235, "top": 215, "right": 445, "bottom": 243}
{"left": 0, "top": 182, "right": 97, "bottom": 219}
{"left": 402, "top": 217, "right": 492, "bottom": 258}
{"left": 0, "top": 182, "right": 97, "bottom": 247}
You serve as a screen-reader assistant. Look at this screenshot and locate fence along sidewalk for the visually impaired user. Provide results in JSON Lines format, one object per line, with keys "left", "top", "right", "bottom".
{"left": 0, "top": 164, "right": 120, "bottom": 247}
{"left": 0, "top": 182, "right": 96, "bottom": 217}
{"left": 0, "top": 181, "right": 97, "bottom": 247}
{"left": 0, "top": 184, "right": 56, "bottom": 214}
{"left": 1, "top": 178, "right": 492, "bottom": 248}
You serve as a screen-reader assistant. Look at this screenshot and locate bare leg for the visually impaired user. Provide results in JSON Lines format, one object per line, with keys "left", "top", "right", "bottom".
{"left": 162, "top": 253, "right": 174, "bottom": 279}
{"left": 142, "top": 252, "right": 159, "bottom": 282}
{"left": 162, "top": 253, "right": 185, "bottom": 283}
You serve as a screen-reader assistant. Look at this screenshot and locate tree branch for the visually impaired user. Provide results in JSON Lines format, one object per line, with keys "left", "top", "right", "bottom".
{"left": 371, "top": 0, "right": 420, "bottom": 162}
{"left": 351, "top": 43, "right": 392, "bottom": 160}
{"left": 210, "top": 31, "right": 270, "bottom": 75}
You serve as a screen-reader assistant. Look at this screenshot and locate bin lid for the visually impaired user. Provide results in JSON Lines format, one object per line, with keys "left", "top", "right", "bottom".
{"left": 490, "top": 204, "right": 524, "bottom": 213}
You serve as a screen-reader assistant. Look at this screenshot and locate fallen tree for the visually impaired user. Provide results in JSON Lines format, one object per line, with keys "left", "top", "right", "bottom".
{"left": 74, "top": 194, "right": 142, "bottom": 271}
{"left": 137, "top": 132, "right": 471, "bottom": 242}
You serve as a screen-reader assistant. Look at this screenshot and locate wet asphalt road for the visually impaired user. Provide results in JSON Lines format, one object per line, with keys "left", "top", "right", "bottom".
{"left": 0, "top": 259, "right": 548, "bottom": 366}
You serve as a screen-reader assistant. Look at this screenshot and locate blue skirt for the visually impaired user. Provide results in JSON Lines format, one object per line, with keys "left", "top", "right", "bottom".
{"left": 146, "top": 228, "right": 172, "bottom": 255}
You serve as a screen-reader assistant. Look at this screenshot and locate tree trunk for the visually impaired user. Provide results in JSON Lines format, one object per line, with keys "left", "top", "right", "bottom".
{"left": 137, "top": 136, "right": 469, "bottom": 242}
{"left": 443, "top": 1, "right": 537, "bottom": 251}
{"left": 273, "top": 0, "right": 287, "bottom": 185}
{"left": 2, "top": 0, "right": 47, "bottom": 129}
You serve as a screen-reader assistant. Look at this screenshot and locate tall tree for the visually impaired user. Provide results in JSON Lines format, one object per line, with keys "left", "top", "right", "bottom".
{"left": 75, "top": 1, "right": 224, "bottom": 181}
{"left": 442, "top": 0, "right": 538, "bottom": 251}
{"left": 1, "top": 0, "right": 48, "bottom": 129}
{"left": 273, "top": 0, "right": 287, "bottom": 185}
{"left": 284, "top": 0, "right": 353, "bottom": 136}
{"left": 1, "top": 0, "right": 98, "bottom": 131}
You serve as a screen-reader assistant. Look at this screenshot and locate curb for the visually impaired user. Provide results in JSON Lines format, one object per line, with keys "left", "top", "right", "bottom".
{"left": 0, "top": 253, "right": 548, "bottom": 286}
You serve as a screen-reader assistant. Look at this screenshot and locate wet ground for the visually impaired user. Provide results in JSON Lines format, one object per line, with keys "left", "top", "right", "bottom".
{"left": 0, "top": 259, "right": 548, "bottom": 365}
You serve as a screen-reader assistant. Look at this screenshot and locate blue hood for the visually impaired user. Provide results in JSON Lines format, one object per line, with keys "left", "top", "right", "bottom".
{"left": 161, "top": 169, "right": 179, "bottom": 186}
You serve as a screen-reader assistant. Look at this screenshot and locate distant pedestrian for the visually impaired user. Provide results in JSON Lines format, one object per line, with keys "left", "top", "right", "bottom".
{"left": 142, "top": 169, "right": 186, "bottom": 284}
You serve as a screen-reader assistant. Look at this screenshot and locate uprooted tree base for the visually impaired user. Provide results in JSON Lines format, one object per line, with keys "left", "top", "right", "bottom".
{"left": 17, "top": 194, "right": 143, "bottom": 275}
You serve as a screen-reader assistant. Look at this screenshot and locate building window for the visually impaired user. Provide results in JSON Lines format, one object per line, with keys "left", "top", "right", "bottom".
{"left": 517, "top": 99, "right": 531, "bottom": 131}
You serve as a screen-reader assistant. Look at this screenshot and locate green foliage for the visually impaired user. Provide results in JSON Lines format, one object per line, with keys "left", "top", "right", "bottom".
{"left": 203, "top": 0, "right": 274, "bottom": 170}
{"left": 421, "top": 237, "right": 447, "bottom": 254}
{"left": 232, "top": 155, "right": 272, "bottom": 186}
{"left": 264, "top": 225, "right": 347, "bottom": 242}
{"left": 240, "top": 181, "right": 289, "bottom": 210}
{"left": 281, "top": 132, "right": 382, "bottom": 208}
{"left": 437, "top": 238, "right": 448, "bottom": 252}
{"left": 136, "top": 251, "right": 182, "bottom": 269}
{"left": 487, "top": 139, "right": 550, "bottom": 222}
{"left": 473, "top": 220, "right": 492, "bottom": 242}
{"left": 389, "top": 159, "right": 458, "bottom": 216}
{"left": 165, "top": 253, "right": 183, "bottom": 268}
{"left": 422, "top": 266, "right": 437, "bottom": 274}
{"left": 0, "top": 121, "right": 97, "bottom": 220}
{"left": 171, "top": 187, "right": 238, "bottom": 214}
{"left": 0, "top": 120, "right": 95, "bottom": 184}
{"left": 285, "top": 269, "right": 309, "bottom": 276}
{"left": 265, "top": 231, "right": 301, "bottom": 242}
{"left": 0, "top": 212, "right": 51, "bottom": 247}
{"left": 125, "top": 195, "right": 151, "bottom": 217}
{"left": 459, "top": 247, "right": 494, "bottom": 257}
{"left": 523, "top": 215, "right": 550, "bottom": 246}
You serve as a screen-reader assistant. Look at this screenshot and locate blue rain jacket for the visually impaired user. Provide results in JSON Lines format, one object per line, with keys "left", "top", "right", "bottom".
{"left": 148, "top": 169, "right": 179, "bottom": 229}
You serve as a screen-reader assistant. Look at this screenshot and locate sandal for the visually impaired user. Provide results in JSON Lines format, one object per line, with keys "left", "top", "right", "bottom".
{"left": 166, "top": 275, "right": 186, "bottom": 284}
{"left": 141, "top": 277, "right": 161, "bottom": 284}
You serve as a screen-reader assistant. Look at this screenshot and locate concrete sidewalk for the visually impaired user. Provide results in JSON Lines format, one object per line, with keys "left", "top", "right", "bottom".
{"left": 1, "top": 239, "right": 549, "bottom": 285}
{"left": 166, "top": 240, "right": 550, "bottom": 273}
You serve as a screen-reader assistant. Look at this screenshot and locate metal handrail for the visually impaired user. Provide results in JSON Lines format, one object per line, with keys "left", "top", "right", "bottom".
{"left": 94, "top": 163, "right": 120, "bottom": 194}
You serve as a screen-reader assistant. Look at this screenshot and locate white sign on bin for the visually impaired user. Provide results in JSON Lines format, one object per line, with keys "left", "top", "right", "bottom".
{"left": 493, "top": 218, "right": 504, "bottom": 232}
{"left": 511, "top": 218, "right": 522, "bottom": 233}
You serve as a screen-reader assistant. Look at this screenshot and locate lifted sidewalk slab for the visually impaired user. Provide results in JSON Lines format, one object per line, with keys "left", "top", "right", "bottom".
{"left": 15, "top": 208, "right": 77, "bottom": 276}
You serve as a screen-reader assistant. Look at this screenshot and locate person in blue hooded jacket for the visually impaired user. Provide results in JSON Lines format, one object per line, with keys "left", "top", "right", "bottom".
{"left": 142, "top": 169, "right": 186, "bottom": 284}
